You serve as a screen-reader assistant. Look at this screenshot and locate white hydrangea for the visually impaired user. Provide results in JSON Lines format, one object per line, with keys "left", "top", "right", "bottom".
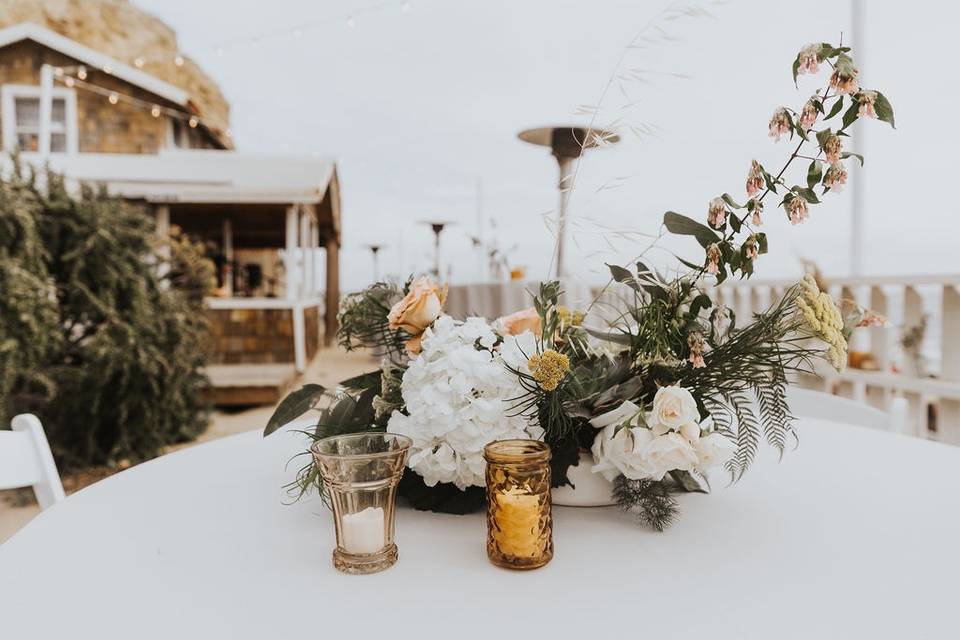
{"left": 387, "top": 315, "right": 540, "bottom": 490}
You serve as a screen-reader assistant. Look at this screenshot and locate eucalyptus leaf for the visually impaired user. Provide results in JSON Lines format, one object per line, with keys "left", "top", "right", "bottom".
{"left": 608, "top": 263, "right": 640, "bottom": 292}
{"left": 841, "top": 151, "right": 864, "bottom": 167}
{"left": 825, "top": 97, "right": 844, "bottom": 120}
{"left": 806, "top": 160, "right": 823, "bottom": 189}
{"left": 663, "top": 211, "right": 720, "bottom": 248}
{"left": 264, "top": 384, "right": 326, "bottom": 436}
{"left": 873, "top": 91, "right": 895, "bottom": 128}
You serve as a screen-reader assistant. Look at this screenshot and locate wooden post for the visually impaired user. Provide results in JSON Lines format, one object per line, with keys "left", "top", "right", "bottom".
{"left": 325, "top": 236, "right": 340, "bottom": 346}
{"left": 38, "top": 64, "right": 53, "bottom": 158}
{"left": 222, "top": 217, "right": 234, "bottom": 297}
{"left": 284, "top": 205, "right": 299, "bottom": 300}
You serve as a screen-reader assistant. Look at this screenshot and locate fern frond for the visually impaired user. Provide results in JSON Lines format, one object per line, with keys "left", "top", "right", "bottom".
{"left": 724, "top": 390, "right": 761, "bottom": 481}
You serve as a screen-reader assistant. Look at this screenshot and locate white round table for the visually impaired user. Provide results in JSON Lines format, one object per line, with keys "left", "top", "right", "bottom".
{"left": 2, "top": 419, "right": 958, "bottom": 639}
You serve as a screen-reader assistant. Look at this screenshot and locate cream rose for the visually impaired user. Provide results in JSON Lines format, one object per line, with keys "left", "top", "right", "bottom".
{"left": 648, "top": 385, "right": 700, "bottom": 433}
{"left": 643, "top": 433, "right": 699, "bottom": 480}
{"left": 495, "top": 308, "right": 542, "bottom": 337}
{"left": 387, "top": 277, "right": 446, "bottom": 351}
{"left": 590, "top": 423, "right": 656, "bottom": 482}
{"left": 694, "top": 432, "right": 736, "bottom": 471}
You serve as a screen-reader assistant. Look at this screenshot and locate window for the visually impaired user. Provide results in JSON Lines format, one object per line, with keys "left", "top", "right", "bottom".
{"left": 1, "top": 85, "right": 77, "bottom": 153}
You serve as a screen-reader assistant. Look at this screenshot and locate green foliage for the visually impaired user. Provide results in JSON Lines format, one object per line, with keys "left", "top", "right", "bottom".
{"left": 337, "top": 281, "right": 407, "bottom": 361}
{"left": 612, "top": 476, "right": 678, "bottom": 532}
{"left": 0, "top": 165, "right": 211, "bottom": 470}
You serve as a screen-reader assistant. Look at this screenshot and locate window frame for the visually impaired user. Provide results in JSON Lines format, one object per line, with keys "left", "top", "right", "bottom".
{"left": 1, "top": 83, "right": 78, "bottom": 154}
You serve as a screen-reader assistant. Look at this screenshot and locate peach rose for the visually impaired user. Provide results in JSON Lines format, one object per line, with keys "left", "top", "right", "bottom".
{"left": 387, "top": 277, "right": 446, "bottom": 345}
{"left": 496, "top": 308, "right": 542, "bottom": 337}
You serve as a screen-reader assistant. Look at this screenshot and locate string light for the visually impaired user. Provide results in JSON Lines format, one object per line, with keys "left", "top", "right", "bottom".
{"left": 64, "top": 77, "right": 75, "bottom": 87}
{"left": 188, "top": 116, "right": 199, "bottom": 128}
{"left": 134, "top": 56, "right": 145, "bottom": 68}
{"left": 77, "top": 66, "right": 87, "bottom": 80}
{"left": 108, "top": 92, "right": 119, "bottom": 105}
{"left": 150, "top": 105, "right": 161, "bottom": 118}
{"left": 53, "top": 66, "right": 64, "bottom": 77}
{"left": 102, "top": 64, "right": 112, "bottom": 74}
{"left": 118, "top": 1, "right": 413, "bottom": 66}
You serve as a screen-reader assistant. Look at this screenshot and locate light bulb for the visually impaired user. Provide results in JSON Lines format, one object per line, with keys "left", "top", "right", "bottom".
{"left": 174, "top": 55, "right": 185, "bottom": 67}
{"left": 77, "top": 66, "right": 87, "bottom": 80}
{"left": 346, "top": 15, "right": 356, "bottom": 28}
{"left": 151, "top": 105, "right": 161, "bottom": 118}
{"left": 108, "top": 92, "right": 119, "bottom": 105}
{"left": 54, "top": 67, "right": 64, "bottom": 77}
{"left": 64, "top": 77, "right": 75, "bottom": 87}
{"left": 102, "top": 64, "right": 112, "bottom": 74}
{"left": 188, "top": 116, "right": 198, "bottom": 128}
{"left": 134, "top": 57, "right": 145, "bottom": 68}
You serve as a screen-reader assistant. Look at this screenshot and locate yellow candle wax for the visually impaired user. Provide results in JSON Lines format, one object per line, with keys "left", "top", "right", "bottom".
{"left": 492, "top": 487, "right": 544, "bottom": 558}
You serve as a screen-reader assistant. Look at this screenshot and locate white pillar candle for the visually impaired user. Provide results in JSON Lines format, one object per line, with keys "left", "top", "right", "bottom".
{"left": 340, "top": 507, "right": 385, "bottom": 554}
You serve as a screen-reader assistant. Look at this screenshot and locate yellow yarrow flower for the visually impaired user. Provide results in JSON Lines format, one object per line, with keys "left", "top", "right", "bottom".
{"left": 527, "top": 349, "right": 570, "bottom": 391}
{"left": 557, "top": 306, "right": 585, "bottom": 329}
{"left": 796, "top": 274, "right": 847, "bottom": 370}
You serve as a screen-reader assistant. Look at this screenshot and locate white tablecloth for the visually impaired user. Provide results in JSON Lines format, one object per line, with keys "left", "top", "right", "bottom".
{"left": 445, "top": 279, "right": 595, "bottom": 320}
{"left": 2, "top": 420, "right": 959, "bottom": 639}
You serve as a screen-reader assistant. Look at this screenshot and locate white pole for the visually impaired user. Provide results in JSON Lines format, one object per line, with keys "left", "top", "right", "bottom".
{"left": 476, "top": 177, "right": 484, "bottom": 282}
{"left": 38, "top": 64, "right": 53, "bottom": 159}
{"left": 554, "top": 156, "right": 574, "bottom": 280}
{"left": 850, "top": 0, "right": 866, "bottom": 277}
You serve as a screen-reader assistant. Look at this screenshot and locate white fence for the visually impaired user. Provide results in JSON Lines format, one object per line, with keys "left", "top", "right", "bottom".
{"left": 714, "top": 275, "right": 960, "bottom": 445}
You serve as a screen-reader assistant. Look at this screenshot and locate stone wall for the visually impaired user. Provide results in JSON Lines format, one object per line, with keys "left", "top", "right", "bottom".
{"left": 0, "top": 40, "right": 221, "bottom": 153}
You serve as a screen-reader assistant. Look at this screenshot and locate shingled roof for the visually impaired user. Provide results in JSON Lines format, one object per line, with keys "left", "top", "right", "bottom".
{"left": 0, "top": 0, "right": 232, "bottom": 148}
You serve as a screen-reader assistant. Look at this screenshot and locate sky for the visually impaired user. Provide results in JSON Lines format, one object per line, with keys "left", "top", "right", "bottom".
{"left": 133, "top": 0, "right": 957, "bottom": 291}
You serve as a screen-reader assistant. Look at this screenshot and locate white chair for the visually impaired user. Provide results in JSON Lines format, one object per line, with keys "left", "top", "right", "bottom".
{"left": 786, "top": 387, "right": 909, "bottom": 433}
{"left": 0, "top": 414, "right": 65, "bottom": 509}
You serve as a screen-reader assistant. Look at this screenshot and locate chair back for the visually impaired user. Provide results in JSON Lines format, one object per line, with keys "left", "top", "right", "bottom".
{"left": 786, "top": 387, "right": 906, "bottom": 432}
{"left": 0, "top": 414, "right": 65, "bottom": 510}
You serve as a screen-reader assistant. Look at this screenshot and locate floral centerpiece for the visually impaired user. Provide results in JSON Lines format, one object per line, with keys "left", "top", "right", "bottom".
{"left": 265, "top": 41, "right": 894, "bottom": 530}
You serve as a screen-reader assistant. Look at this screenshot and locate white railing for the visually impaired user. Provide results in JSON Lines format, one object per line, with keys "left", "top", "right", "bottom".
{"left": 715, "top": 274, "right": 960, "bottom": 445}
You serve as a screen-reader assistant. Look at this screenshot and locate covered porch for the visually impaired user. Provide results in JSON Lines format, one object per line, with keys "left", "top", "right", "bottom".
{"left": 45, "top": 150, "right": 342, "bottom": 404}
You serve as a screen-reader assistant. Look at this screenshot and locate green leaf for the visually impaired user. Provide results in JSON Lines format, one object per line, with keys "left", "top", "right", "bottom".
{"left": 583, "top": 325, "right": 635, "bottom": 346}
{"left": 756, "top": 232, "right": 769, "bottom": 254}
{"left": 677, "top": 255, "right": 703, "bottom": 271}
{"left": 690, "top": 293, "right": 712, "bottom": 317}
{"left": 841, "top": 151, "right": 864, "bottom": 167}
{"left": 806, "top": 160, "right": 822, "bottom": 189}
{"left": 873, "top": 91, "right": 895, "bottom": 128}
{"left": 791, "top": 56, "right": 800, "bottom": 86}
{"left": 815, "top": 128, "right": 833, "bottom": 148}
{"left": 663, "top": 211, "right": 720, "bottom": 248}
{"left": 792, "top": 186, "right": 821, "bottom": 204}
{"left": 264, "top": 384, "right": 326, "bottom": 436}
{"left": 825, "top": 97, "right": 844, "bottom": 120}
{"left": 669, "top": 469, "right": 708, "bottom": 493}
{"left": 607, "top": 263, "right": 640, "bottom": 292}
{"left": 840, "top": 102, "right": 859, "bottom": 131}
{"left": 721, "top": 193, "right": 744, "bottom": 209}
{"left": 729, "top": 212, "right": 742, "bottom": 234}
{"left": 763, "top": 169, "right": 779, "bottom": 194}
{"left": 340, "top": 370, "right": 382, "bottom": 392}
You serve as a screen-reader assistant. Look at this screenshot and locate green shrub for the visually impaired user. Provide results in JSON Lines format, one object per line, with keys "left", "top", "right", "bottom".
{"left": 0, "top": 165, "right": 213, "bottom": 470}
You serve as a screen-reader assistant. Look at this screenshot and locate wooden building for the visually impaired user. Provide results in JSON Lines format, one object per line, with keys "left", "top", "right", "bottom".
{"left": 0, "top": 21, "right": 342, "bottom": 403}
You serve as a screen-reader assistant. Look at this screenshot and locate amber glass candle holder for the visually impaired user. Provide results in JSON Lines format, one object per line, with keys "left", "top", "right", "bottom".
{"left": 483, "top": 439, "right": 553, "bottom": 570}
{"left": 311, "top": 433, "right": 411, "bottom": 575}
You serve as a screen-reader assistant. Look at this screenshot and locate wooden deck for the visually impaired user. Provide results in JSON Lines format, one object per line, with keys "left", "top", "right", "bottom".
{"left": 204, "top": 364, "right": 298, "bottom": 406}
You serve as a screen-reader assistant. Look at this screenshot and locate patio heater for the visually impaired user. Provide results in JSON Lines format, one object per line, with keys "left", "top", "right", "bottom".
{"left": 365, "top": 244, "right": 384, "bottom": 281}
{"left": 518, "top": 125, "right": 619, "bottom": 278}
{"left": 420, "top": 220, "right": 453, "bottom": 278}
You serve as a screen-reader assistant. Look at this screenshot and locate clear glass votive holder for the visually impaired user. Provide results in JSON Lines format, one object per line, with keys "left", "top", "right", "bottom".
{"left": 311, "top": 432, "right": 411, "bottom": 575}
{"left": 484, "top": 439, "right": 553, "bottom": 570}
